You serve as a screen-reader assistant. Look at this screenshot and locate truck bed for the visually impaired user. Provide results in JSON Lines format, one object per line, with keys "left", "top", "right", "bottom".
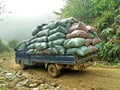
{"left": 30, "top": 53, "right": 97, "bottom": 65}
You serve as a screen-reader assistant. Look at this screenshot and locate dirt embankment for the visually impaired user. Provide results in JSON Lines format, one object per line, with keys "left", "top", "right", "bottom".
{"left": 0, "top": 57, "right": 120, "bottom": 90}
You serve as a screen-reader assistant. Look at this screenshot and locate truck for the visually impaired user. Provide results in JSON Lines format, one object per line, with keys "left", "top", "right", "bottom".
{"left": 15, "top": 40, "right": 97, "bottom": 77}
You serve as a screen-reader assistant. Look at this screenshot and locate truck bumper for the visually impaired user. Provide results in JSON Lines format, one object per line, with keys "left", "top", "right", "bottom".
{"left": 70, "top": 61, "right": 93, "bottom": 70}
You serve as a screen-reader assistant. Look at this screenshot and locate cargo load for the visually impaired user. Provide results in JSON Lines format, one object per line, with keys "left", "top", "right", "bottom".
{"left": 27, "top": 17, "right": 101, "bottom": 56}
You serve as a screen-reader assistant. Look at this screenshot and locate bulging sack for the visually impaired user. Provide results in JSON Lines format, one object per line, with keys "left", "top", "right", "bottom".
{"left": 94, "top": 44, "right": 100, "bottom": 49}
{"left": 77, "top": 46, "right": 90, "bottom": 56}
{"left": 88, "top": 32, "right": 96, "bottom": 39}
{"left": 66, "top": 30, "right": 88, "bottom": 39}
{"left": 64, "top": 38, "right": 86, "bottom": 48}
{"left": 32, "top": 25, "right": 42, "bottom": 36}
{"left": 49, "top": 26, "right": 68, "bottom": 35}
{"left": 54, "top": 45, "right": 65, "bottom": 54}
{"left": 85, "top": 39, "right": 93, "bottom": 46}
{"left": 86, "top": 25, "right": 96, "bottom": 32}
{"left": 27, "top": 44, "right": 35, "bottom": 49}
{"left": 35, "top": 29, "right": 49, "bottom": 37}
{"left": 48, "top": 38, "right": 65, "bottom": 47}
{"left": 34, "top": 49, "right": 43, "bottom": 54}
{"left": 34, "top": 42, "right": 48, "bottom": 50}
{"left": 69, "top": 22, "right": 87, "bottom": 32}
{"left": 88, "top": 45, "right": 97, "bottom": 53}
{"left": 92, "top": 38, "right": 101, "bottom": 45}
{"left": 32, "top": 24, "right": 46, "bottom": 36}
{"left": 66, "top": 48, "right": 78, "bottom": 54}
{"left": 47, "top": 47, "right": 58, "bottom": 54}
{"left": 48, "top": 32, "right": 66, "bottom": 41}
{"left": 42, "top": 49, "right": 50, "bottom": 55}
{"left": 30, "top": 36, "right": 47, "bottom": 44}
{"left": 27, "top": 49, "right": 35, "bottom": 54}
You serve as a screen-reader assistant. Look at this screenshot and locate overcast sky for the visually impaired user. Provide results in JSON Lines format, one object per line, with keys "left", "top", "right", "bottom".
{"left": 0, "top": 0, "right": 65, "bottom": 43}
{"left": 4, "top": 0, "right": 64, "bottom": 17}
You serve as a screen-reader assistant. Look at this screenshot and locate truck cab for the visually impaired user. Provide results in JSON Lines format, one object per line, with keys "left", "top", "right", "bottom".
{"left": 15, "top": 41, "right": 30, "bottom": 69}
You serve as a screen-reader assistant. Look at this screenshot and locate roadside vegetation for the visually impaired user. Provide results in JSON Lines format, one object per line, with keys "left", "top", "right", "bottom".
{"left": 0, "top": 39, "right": 19, "bottom": 59}
{"left": 55, "top": 0, "right": 120, "bottom": 64}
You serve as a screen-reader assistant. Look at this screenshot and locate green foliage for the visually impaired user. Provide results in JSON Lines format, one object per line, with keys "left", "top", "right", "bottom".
{"left": 101, "top": 28, "right": 114, "bottom": 41}
{"left": 56, "top": 0, "right": 120, "bottom": 64}
{"left": 8, "top": 39, "right": 19, "bottom": 49}
{"left": 115, "top": 15, "right": 120, "bottom": 25}
{"left": 0, "top": 51, "right": 14, "bottom": 59}
{"left": 0, "top": 39, "right": 10, "bottom": 54}
{"left": 57, "top": 0, "right": 92, "bottom": 22}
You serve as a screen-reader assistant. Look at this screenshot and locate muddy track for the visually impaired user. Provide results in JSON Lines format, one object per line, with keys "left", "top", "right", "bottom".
{"left": 1, "top": 57, "right": 120, "bottom": 90}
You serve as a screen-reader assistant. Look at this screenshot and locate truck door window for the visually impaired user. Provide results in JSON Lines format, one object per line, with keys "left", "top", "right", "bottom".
{"left": 17, "top": 42, "right": 26, "bottom": 51}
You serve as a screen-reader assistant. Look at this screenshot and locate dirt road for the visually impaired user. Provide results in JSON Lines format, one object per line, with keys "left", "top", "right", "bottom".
{"left": 1, "top": 57, "right": 120, "bottom": 90}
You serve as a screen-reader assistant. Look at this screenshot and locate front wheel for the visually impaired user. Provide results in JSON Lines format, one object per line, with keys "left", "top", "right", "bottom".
{"left": 19, "top": 60, "right": 27, "bottom": 70}
{"left": 48, "top": 64, "right": 61, "bottom": 78}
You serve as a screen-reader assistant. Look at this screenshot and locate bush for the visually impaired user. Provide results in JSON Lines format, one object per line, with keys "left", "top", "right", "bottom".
{"left": 0, "top": 39, "right": 10, "bottom": 54}
{"left": 8, "top": 39, "right": 19, "bottom": 49}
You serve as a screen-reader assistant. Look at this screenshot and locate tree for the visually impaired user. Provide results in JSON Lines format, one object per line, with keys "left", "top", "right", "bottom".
{"left": 55, "top": 0, "right": 92, "bottom": 22}
{"left": 8, "top": 39, "right": 19, "bottom": 49}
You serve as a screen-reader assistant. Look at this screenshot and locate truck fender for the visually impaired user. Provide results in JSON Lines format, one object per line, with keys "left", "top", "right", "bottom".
{"left": 45, "top": 63, "right": 63, "bottom": 70}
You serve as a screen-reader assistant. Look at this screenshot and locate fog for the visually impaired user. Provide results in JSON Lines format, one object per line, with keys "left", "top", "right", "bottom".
{"left": 0, "top": 13, "right": 57, "bottom": 43}
{"left": 0, "top": 0, "right": 64, "bottom": 43}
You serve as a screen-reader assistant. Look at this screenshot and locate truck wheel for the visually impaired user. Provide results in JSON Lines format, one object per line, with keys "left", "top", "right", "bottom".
{"left": 19, "top": 60, "right": 27, "bottom": 70}
{"left": 48, "top": 64, "right": 61, "bottom": 78}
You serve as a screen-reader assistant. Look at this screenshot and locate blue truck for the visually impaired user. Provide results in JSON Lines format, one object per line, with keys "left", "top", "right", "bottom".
{"left": 15, "top": 41, "right": 97, "bottom": 77}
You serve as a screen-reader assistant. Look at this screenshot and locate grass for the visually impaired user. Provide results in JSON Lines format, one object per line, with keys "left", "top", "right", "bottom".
{"left": 0, "top": 50, "right": 15, "bottom": 60}
{"left": 93, "top": 61, "right": 120, "bottom": 68}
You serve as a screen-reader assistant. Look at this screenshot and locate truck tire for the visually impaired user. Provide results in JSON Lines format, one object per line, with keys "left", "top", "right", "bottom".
{"left": 48, "top": 64, "right": 61, "bottom": 78}
{"left": 19, "top": 60, "right": 27, "bottom": 70}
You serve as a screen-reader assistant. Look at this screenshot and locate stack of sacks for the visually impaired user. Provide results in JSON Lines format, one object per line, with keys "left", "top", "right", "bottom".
{"left": 65, "top": 22, "right": 101, "bottom": 56}
{"left": 27, "top": 18, "right": 77, "bottom": 54}
{"left": 27, "top": 17, "right": 101, "bottom": 56}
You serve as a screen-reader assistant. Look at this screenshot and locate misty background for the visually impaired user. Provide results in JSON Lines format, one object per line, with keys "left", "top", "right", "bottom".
{"left": 0, "top": 0, "right": 64, "bottom": 43}
{"left": 0, "top": 13, "right": 57, "bottom": 43}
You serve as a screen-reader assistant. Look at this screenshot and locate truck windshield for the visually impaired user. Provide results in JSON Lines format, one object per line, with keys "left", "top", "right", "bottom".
{"left": 17, "top": 42, "right": 26, "bottom": 51}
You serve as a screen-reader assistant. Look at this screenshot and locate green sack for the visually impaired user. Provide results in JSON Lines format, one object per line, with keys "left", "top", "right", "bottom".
{"left": 48, "top": 32, "right": 66, "bottom": 41}
{"left": 58, "top": 18, "right": 75, "bottom": 26}
{"left": 64, "top": 38, "right": 86, "bottom": 48}
{"left": 34, "top": 49, "right": 43, "bottom": 54}
{"left": 66, "top": 48, "right": 78, "bottom": 54}
{"left": 42, "top": 21, "right": 58, "bottom": 30}
{"left": 27, "top": 44, "right": 35, "bottom": 49}
{"left": 49, "top": 26, "right": 68, "bottom": 35}
{"left": 57, "top": 19, "right": 72, "bottom": 30}
{"left": 35, "top": 29, "right": 49, "bottom": 37}
{"left": 30, "top": 36, "right": 47, "bottom": 44}
{"left": 54, "top": 45, "right": 65, "bottom": 54}
{"left": 35, "top": 42, "right": 48, "bottom": 50}
{"left": 48, "top": 38, "right": 65, "bottom": 47}
{"left": 42, "top": 18, "right": 75, "bottom": 30}
{"left": 77, "top": 46, "right": 90, "bottom": 56}
{"left": 27, "top": 49, "right": 35, "bottom": 54}
{"left": 32, "top": 25, "right": 43, "bottom": 36}
{"left": 92, "top": 32, "right": 99, "bottom": 38}
{"left": 94, "top": 44, "right": 100, "bottom": 49}
{"left": 88, "top": 32, "right": 96, "bottom": 39}
{"left": 47, "top": 47, "right": 58, "bottom": 54}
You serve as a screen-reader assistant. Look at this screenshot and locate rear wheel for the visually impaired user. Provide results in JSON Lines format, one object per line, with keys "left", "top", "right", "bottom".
{"left": 48, "top": 64, "right": 61, "bottom": 78}
{"left": 19, "top": 60, "right": 27, "bottom": 70}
